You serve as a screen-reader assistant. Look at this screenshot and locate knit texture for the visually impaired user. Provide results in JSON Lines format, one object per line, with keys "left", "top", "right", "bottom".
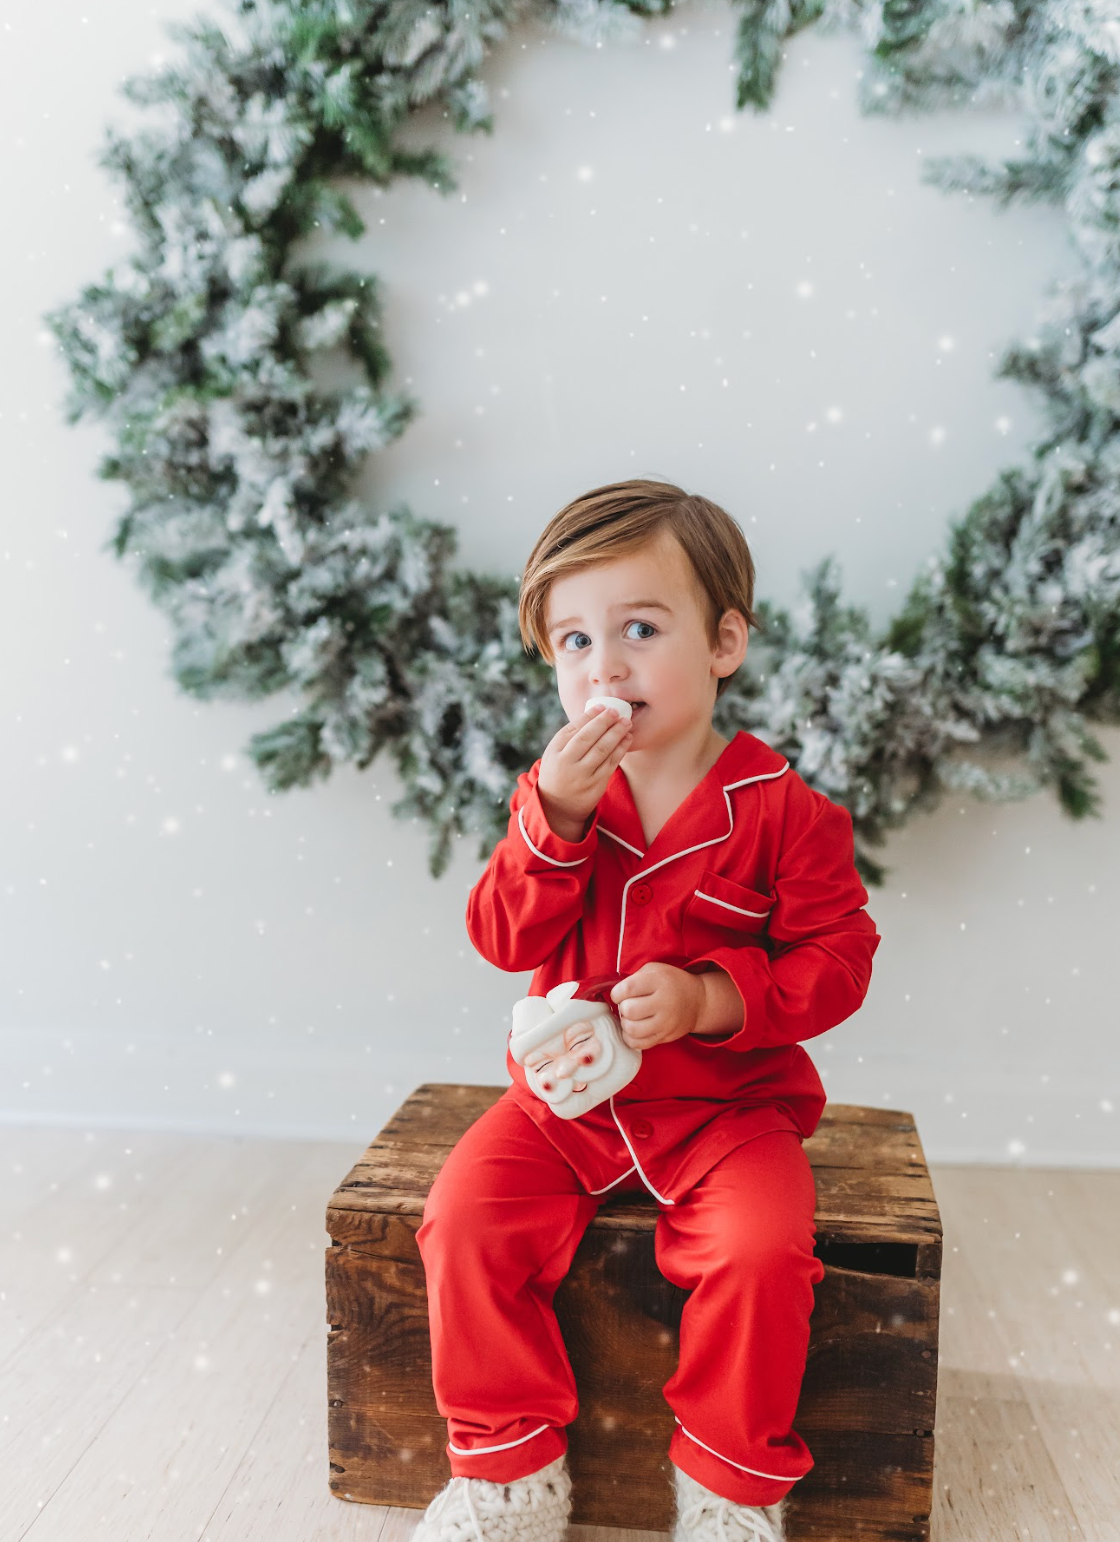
{"left": 411, "top": 1452, "right": 572, "bottom": 1542}
{"left": 672, "top": 1464, "right": 788, "bottom": 1542}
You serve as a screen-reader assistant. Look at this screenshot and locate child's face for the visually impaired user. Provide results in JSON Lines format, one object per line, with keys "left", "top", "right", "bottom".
{"left": 544, "top": 528, "right": 744, "bottom": 755}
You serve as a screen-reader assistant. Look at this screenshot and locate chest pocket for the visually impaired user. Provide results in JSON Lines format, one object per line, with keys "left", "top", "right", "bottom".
{"left": 682, "top": 869, "right": 776, "bottom": 955}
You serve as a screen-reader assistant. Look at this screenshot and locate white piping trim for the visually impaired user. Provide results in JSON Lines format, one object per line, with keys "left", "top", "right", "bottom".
{"left": 693, "top": 889, "right": 771, "bottom": 918}
{"left": 609, "top": 1094, "right": 675, "bottom": 1205}
{"left": 448, "top": 1423, "right": 552, "bottom": 1455}
{"left": 517, "top": 806, "right": 590, "bottom": 867}
{"left": 587, "top": 1164, "right": 638, "bottom": 1194}
{"left": 675, "top": 1418, "right": 804, "bottom": 1481}
{"left": 614, "top": 763, "right": 789, "bottom": 973}
{"left": 600, "top": 824, "right": 645, "bottom": 858}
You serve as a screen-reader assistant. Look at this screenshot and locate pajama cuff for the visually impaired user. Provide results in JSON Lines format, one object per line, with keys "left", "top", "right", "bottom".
{"left": 515, "top": 781, "right": 600, "bottom": 872}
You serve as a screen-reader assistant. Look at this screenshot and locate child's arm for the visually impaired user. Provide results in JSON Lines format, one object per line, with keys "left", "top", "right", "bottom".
{"left": 684, "top": 777, "right": 880, "bottom": 1052}
{"left": 466, "top": 759, "right": 598, "bottom": 972}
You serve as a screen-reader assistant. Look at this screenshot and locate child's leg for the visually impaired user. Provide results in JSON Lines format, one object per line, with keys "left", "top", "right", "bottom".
{"left": 654, "top": 1129, "right": 825, "bottom": 1508}
{"left": 415, "top": 1095, "right": 603, "bottom": 1483}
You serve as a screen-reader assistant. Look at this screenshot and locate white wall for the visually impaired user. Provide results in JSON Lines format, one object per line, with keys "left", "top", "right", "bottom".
{"left": 4, "top": 0, "right": 1116, "bottom": 1166}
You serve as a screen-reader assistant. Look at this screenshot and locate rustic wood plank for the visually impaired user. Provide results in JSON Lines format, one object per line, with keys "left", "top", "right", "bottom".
{"left": 326, "top": 1088, "right": 942, "bottom": 1268}
{"left": 325, "top": 1085, "right": 944, "bottom": 1540}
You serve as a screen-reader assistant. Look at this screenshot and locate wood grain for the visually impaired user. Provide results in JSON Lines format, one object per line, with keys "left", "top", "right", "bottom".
{"left": 325, "top": 1086, "right": 944, "bottom": 1539}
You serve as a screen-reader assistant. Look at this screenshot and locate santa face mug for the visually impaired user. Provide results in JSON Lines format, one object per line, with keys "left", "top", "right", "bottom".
{"left": 509, "top": 978, "right": 642, "bottom": 1119}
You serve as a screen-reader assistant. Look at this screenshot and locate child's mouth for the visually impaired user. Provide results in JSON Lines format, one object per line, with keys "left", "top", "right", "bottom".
{"left": 630, "top": 701, "right": 648, "bottom": 716}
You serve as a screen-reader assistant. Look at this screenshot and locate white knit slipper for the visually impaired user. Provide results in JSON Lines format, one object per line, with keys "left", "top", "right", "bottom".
{"left": 410, "top": 1452, "right": 572, "bottom": 1542}
{"left": 672, "top": 1463, "right": 788, "bottom": 1542}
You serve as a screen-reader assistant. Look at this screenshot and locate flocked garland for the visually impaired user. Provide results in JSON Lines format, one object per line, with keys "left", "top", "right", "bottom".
{"left": 46, "top": 0, "right": 1120, "bottom": 884}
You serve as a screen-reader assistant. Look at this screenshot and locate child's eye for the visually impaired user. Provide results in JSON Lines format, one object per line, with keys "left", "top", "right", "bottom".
{"left": 560, "top": 620, "right": 658, "bottom": 650}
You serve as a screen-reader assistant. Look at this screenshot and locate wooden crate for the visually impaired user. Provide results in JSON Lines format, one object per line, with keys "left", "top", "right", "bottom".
{"left": 325, "top": 1084, "right": 942, "bottom": 1541}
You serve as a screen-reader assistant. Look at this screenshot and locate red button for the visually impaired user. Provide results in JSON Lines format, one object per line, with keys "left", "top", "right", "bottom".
{"left": 631, "top": 883, "right": 653, "bottom": 906}
{"left": 631, "top": 1119, "right": 653, "bottom": 1139}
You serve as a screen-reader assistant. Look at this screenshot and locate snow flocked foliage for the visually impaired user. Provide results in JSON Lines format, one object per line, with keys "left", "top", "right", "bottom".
{"left": 46, "top": 0, "right": 1120, "bottom": 883}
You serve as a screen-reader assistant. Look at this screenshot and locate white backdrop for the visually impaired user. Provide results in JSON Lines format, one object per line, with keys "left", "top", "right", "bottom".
{"left": 3, "top": 0, "right": 1117, "bottom": 1166}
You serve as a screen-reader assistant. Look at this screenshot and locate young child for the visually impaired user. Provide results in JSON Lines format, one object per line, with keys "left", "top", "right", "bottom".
{"left": 413, "top": 479, "right": 881, "bottom": 1542}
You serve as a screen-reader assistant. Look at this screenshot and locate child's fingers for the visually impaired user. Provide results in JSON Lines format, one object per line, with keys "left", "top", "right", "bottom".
{"left": 573, "top": 708, "right": 627, "bottom": 752}
{"left": 558, "top": 705, "right": 602, "bottom": 745}
{"left": 555, "top": 705, "right": 606, "bottom": 749}
{"left": 553, "top": 706, "right": 631, "bottom": 776}
{"left": 597, "top": 718, "right": 632, "bottom": 759}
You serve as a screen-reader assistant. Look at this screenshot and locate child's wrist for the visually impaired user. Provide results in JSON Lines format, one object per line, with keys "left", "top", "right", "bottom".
{"left": 690, "top": 967, "right": 742, "bottom": 1037}
{"left": 538, "top": 787, "right": 590, "bottom": 843}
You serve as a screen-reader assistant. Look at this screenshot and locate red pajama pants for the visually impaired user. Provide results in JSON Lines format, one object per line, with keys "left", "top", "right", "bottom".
{"left": 414, "top": 1095, "right": 825, "bottom": 1507}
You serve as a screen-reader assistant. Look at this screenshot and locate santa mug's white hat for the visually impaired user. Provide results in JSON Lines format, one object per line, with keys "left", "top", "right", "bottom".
{"left": 510, "top": 979, "right": 641, "bottom": 1119}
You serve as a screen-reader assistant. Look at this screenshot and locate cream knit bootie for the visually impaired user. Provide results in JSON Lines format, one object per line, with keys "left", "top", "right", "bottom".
{"left": 410, "top": 1452, "right": 572, "bottom": 1542}
{"left": 672, "top": 1463, "right": 788, "bottom": 1542}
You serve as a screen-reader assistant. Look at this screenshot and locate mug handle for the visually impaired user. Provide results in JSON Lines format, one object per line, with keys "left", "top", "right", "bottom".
{"left": 571, "top": 973, "right": 625, "bottom": 1007}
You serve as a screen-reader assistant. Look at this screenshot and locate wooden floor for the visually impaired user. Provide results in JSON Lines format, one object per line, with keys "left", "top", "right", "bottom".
{"left": 0, "top": 1128, "right": 1114, "bottom": 1542}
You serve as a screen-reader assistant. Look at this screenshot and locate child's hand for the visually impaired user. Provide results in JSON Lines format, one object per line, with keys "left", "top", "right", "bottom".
{"left": 537, "top": 703, "right": 634, "bottom": 831}
{"left": 609, "top": 962, "right": 706, "bottom": 1050}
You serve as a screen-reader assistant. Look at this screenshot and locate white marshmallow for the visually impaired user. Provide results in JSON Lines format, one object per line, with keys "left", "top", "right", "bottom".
{"left": 585, "top": 694, "right": 633, "bottom": 720}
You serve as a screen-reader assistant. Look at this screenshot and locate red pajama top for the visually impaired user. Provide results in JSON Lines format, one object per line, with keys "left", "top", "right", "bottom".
{"left": 465, "top": 729, "right": 881, "bottom": 1205}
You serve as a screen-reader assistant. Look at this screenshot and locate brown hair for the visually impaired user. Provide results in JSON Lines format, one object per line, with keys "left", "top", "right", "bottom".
{"left": 518, "top": 478, "right": 761, "bottom": 699}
